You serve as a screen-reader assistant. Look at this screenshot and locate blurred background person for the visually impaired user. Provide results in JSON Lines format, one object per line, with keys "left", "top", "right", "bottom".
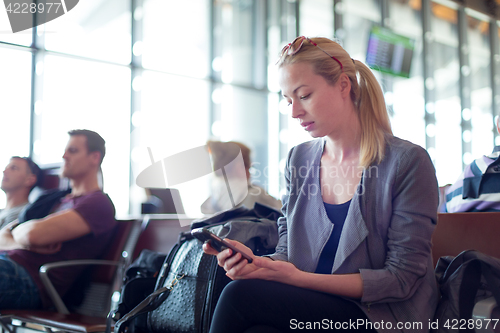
{"left": 0, "top": 157, "right": 42, "bottom": 229}
{"left": 445, "top": 116, "right": 500, "bottom": 212}
{"left": 201, "top": 140, "right": 281, "bottom": 214}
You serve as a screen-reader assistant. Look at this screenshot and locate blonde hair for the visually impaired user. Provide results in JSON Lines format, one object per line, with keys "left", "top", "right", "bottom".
{"left": 277, "top": 37, "right": 392, "bottom": 168}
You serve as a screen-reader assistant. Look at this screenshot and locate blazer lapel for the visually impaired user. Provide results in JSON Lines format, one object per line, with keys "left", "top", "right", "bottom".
{"left": 332, "top": 179, "right": 369, "bottom": 272}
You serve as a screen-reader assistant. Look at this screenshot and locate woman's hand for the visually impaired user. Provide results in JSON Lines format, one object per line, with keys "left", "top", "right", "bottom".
{"left": 203, "top": 238, "right": 260, "bottom": 279}
{"left": 243, "top": 256, "right": 300, "bottom": 284}
{"left": 203, "top": 238, "right": 301, "bottom": 283}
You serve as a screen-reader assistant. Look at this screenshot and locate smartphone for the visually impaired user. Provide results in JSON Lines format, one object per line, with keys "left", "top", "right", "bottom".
{"left": 191, "top": 227, "right": 253, "bottom": 263}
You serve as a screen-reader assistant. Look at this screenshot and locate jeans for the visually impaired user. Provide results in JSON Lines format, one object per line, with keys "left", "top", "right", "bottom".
{"left": 0, "top": 254, "right": 42, "bottom": 310}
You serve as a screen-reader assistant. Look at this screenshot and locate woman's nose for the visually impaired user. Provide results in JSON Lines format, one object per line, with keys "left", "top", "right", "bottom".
{"left": 290, "top": 102, "right": 303, "bottom": 119}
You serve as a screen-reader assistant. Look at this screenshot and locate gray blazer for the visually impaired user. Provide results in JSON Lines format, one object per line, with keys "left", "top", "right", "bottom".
{"left": 272, "top": 136, "right": 439, "bottom": 333}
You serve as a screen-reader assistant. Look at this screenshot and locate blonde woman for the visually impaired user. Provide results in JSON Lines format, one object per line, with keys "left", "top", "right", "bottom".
{"left": 204, "top": 37, "right": 438, "bottom": 333}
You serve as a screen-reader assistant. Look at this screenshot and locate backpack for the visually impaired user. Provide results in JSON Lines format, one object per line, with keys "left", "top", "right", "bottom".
{"left": 111, "top": 204, "right": 281, "bottom": 333}
{"left": 432, "top": 250, "right": 500, "bottom": 333}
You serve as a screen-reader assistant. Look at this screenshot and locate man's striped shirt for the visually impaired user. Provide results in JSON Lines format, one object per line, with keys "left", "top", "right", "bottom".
{"left": 445, "top": 147, "right": 500, "bottom": 212}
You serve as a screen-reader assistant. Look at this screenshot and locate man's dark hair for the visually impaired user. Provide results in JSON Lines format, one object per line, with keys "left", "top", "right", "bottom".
{"left": 68, "top": 129, "right": 106, "bottom": 164}
{"left": 11, "top": 156, "right": 43, "bottom": 191}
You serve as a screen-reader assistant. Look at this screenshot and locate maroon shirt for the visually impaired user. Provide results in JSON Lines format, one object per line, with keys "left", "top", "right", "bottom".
{"left": 6, "top": 190, "right": 117, "bottom": 307}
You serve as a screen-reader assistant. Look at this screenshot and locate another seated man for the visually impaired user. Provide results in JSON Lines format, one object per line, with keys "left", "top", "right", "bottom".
{"left": 445, "top": 116, "right": 500, "bottom": 212}
{"left": 0, "top": 157, "right": 42, "bottom": 229}
{"left": 0, "top": 129, "right": 117, "bottom": 310}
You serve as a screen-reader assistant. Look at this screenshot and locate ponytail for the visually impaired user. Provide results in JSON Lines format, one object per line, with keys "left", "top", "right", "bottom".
{"left": 354, "top": 60, "right": 392, "bottom": 168}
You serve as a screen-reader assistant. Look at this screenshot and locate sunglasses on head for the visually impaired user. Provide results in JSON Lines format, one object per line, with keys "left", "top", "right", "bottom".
{"left": 279, "top": 36, "right": 344, "bottom": 72}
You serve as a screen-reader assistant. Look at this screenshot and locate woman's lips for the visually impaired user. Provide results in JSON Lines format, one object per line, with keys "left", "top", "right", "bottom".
{"left": 301, "top": 121, "right": 314, "bottom": 131}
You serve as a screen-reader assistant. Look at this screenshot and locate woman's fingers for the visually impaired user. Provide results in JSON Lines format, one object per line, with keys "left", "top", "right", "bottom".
{"left": 203, "top": 237, "right": 256, "bottom": 277}
{"left": 202, "top": 241, "right": 219, "bottom": 256}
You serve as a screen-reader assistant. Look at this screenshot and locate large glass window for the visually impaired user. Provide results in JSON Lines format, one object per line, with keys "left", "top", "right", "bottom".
{"left": 432, "top": 2, "right": 462, "bottom": 185}
{"left": 387, "top": 0, "right": 426, "bottom": 148}
{"left": 213, "top": 0, "right": 256, "bottom": 86}
{"left": 35, "top": 54, "right": 131, "bottom": 215}
{"left": 467, "top": 11, "right": 494, "bottom": 157}
{"left": 2, "top": 0, "right": 500, "bottom": 215}
{"left": 339, "top": 0, "right": 381, "bottom": 60}
{"left": 41, "top": 0, "right": 131, "bottom": 64}
{"left": 142, "top": 0, "right": 210, "bottom": 78}
{"left": 0, "top": 47, "right": 32, "bottom": 207}
{"left": 300, "top": 0, "right": 334, "bottom": 38}
{"left": 0, "top": 9, "right": 32, "bottom": 46}
{"left": 130, "top": 70, "right": 210, "bottom": 216}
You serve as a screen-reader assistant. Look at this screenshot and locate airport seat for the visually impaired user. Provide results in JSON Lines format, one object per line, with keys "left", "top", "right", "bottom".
{"left": 432, "top": 213, "right": 500, "bottom": 333}
{"left": 131, "top": 214, "right": 191, "bottom": 260}
{"left": 432, "top": 213, "right": 500, "bottom": 266}
{"left": 0, "top": 210, "right": 194, "bottom": 333}
{"left": 0, "top": 218, "right": 140, "bottom": 333}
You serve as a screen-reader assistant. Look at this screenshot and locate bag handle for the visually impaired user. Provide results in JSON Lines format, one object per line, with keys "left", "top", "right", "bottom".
{"left": 113, "top": 272, "right": 185, "bottom": 333}
{"left": 113, "top": 287, "right": 171, "bottom": 333}
{"left": 481, "top": 262, "right": 500, "bottom": 305}
{"left": 458, "top": 260, "right": 481, "bottom": 331}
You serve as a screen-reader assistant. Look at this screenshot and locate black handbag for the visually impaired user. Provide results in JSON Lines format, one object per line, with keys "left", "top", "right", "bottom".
{"left": 114, "top": 229, "right": 229, "bottom": 333}
{"left": 432, "top": 250, "right": 500, "bottom": 333}
{"left": 113, "top": 205, "right": 280, "bottom": 333}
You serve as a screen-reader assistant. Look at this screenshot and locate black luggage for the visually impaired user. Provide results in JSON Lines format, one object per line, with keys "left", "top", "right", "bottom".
{"left": 112, "top": 204, "right": 281, "bottom": 333}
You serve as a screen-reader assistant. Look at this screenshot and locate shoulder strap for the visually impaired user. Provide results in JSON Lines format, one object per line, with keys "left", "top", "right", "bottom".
{"left": 113, "top": 287, "right": 171, "bottom": 333}
{"left": 109, "top": 232, "right": 191, "bottom": 333}
{"left": 481, "top": 261, "right": 500, "bottom": 305}
{"left": 458, "top": 260, "right": 481, "bottom": 328}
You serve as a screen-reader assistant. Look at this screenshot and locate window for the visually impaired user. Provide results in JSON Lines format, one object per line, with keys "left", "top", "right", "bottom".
{"left": 432, "top": 2, "right": 462, "bottom": 185}
{"left": 300, "top": 0, "right": 334, "bottom": 38}
{"left": 0, "top": 47, "right": 32, "bottom": 207}
{"left": 388, "top": 0, "right": 426, "bottom": 148}
{"left": 467, "top": 10, "right": 494, "bottom": 157}
{"left": 142, "top": 0, "right": 210, "bottom": 78}
{"left": 130, "top": 70, "right": 210, "bottom": 216}
{"left": 42, "top": 0, "right": 131, "bottom": 64}
{"left": 35, "top": 54, "right": 131, "bottom": 215}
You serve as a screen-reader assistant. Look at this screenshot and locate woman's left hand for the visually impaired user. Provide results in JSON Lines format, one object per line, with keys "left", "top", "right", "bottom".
{"left": 229, "top": 255, "right": 300, "bottom": 284}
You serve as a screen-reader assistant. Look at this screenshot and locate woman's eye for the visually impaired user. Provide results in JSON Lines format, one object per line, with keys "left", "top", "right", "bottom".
{"left": 300, "top": 94, "right": 310, "bottom": 100}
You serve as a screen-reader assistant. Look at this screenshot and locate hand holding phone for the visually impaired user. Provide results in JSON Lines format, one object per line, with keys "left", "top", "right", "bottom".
{"left": 191, "top": 227, "right": 253, "bottom": 263}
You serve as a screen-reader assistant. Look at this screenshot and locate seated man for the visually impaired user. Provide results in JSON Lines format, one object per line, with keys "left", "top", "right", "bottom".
{"left": 445, "top": 117, "right": 500, "bottom": 212}
{"left": 0, "top": 157, "right": 42, "bottom": 229}
{"left": 0, "top": 129, "right": 117, "bottom": 310}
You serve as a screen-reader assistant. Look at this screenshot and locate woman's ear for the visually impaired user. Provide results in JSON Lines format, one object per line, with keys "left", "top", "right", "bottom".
{"left": 339, "top": 73, "right": 351, "bottom": 98}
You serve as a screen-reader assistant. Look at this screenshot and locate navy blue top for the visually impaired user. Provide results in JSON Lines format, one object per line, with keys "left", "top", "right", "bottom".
{"left": 315, "top": 200, "right": 351, "bottom": 274}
